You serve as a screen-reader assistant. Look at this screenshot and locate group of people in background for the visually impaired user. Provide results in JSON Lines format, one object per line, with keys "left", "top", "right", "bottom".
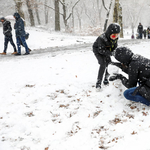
{"left": 0, "top": 12, "right": 31, "bottom": 56}
{"left": 136, "top": 22, "right": 150, "bottom": 39}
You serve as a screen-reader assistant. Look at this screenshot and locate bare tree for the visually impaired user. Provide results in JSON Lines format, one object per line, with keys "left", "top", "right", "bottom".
{"left": 59, "top": 0, "right": 80, "bottom": 31}
{"left": 34, "top": 0, "right": 41, "bottom": 25}
{"left": 44, "top": 0, "right": 49, "bottom": 24}
{"left": 118, "top": 4, "right": 123, "bottom": 38}
{"left": 71, "top": 0, "right": 81, "bottom": 30}
{"left": 13, "top": 0, "right": 25, "bottom": 19}
{"left": 75, "top": 7, "right": 83, "bottom": 30}
{"left": 26, "top": 0, "right": 35, "bottom": 26}
{"left": 103, "top": 0, "right": 113, "bottom": 31}
{"left": 96, "top": 0, "right": 103, "bottom": 26}
{"left": 113, "top": 0, "right": 123, "bottom": 37}
{"left": 55, "top": 0, "right": 60, "bottom": 31}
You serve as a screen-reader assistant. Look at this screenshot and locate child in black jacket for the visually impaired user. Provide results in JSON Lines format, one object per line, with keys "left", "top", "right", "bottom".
{"left": 93, "top": 23, "right": 120, "bottom": 89}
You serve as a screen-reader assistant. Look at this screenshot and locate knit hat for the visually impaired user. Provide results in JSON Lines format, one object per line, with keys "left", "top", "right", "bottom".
{"left": 0, "top": 17, "right": 6, "bottom": 22}
{"left": 105, "top": 23, "right": 121, "bottom": 39}
{"left": 114, "top": 47, "right": 134, "bottom": 65}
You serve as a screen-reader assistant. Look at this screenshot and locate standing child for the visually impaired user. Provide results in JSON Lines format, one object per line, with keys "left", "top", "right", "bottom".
{"left": 93, "top": 23, "right": 120, "bottom": 89}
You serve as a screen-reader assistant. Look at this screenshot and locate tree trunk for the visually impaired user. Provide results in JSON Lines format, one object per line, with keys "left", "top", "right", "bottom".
{"left": 62, "top": 0, "right": 68, "bottom": 30}
{"left": 55, "top": 0, "right": 60, "bottom": 31}
{"left": 14, "top": 0, "right": 25, "bottom": 20}
{"left": 34, "top": 2, "right": 41, "bottom": 25}
{"left": 97, "top": 0, "right": 102, "bottom": 25}
{"left": 103, "top": 0, "right": 113, "bottom": 32}
{"left": 75, "top": 8, "right": 82, "bottom": 30}
{"left": 119, "top": 4, "right": 123, "bottom": 38}
{"left": 113, "top": 0, "right": 119, "bottom": 23}
{"left": 26, "top": 0, "right": 35, "bottom": 26}
{"left": 45, "top": 0, "right": 49, "bottom": 24}
{"left": 113, "top": 0, "right": 123, "bottom": 38}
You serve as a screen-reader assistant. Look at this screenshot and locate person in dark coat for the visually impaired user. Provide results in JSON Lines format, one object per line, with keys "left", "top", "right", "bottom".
{"left": 0, "top": 17, "right": 17, "bottom": 55}
{"left": 13, "top": 12, "right": 30, "bottom": 55}
{"left": 109, "top": 47, "right": 150, "bottom": 106}
{"left": 93, "top": 23, "right": 120, "bottom": 89}
{"left": 137, "top": 23, "right": 143, "bottom": 39}
{"left": 147, "top": 26, "right": 150, "bottom": 39}
{"left": 143, "top": 29, "right": 147, "bottom": 39}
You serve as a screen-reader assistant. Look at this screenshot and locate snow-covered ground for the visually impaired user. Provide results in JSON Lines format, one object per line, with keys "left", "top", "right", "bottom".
{"left": 0, "top": 26, "right": 150, "bottom": 150}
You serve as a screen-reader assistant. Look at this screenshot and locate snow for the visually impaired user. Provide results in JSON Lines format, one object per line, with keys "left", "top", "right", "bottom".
{"left": 0, "top": 26, "right": 150, "bottom": 150}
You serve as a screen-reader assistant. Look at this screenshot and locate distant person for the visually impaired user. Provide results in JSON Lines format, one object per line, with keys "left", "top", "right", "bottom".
{"left": 131, "top": 34, "right": 134, "bottom": 39}
{"left": 109, "top": 47, "right": 150, "bottom": 106}
{"left": 143, "top": 29, "right": 147, "bottom": 39}
{"left": 93, "top": 23, "right": 120, "bottom": 90}
{"left": 0, "top": 17, "right": 17, "bottom": 55}
{"left": 137, "top": 23, "right": 143, "bottom": 39}
{"left": 13, "top": 12, "right": 30, "bottom": 55}
{"left": 147, "top": 26, "right": 150, "bottom": 39}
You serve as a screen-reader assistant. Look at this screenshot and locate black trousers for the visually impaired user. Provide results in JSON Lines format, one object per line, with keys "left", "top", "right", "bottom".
{"left": 95, "top": 53, "right": 111, "bottom": 83}
{"left": 4, "top": 36, "right": 17, "bottom": 53}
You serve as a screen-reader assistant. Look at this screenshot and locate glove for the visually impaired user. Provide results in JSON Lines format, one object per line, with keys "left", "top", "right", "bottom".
{"left": 111, "top": 50, "right": 116, "bottom": 56}
{"left": 109, "top": 73, "right": 123, "bottom": 81}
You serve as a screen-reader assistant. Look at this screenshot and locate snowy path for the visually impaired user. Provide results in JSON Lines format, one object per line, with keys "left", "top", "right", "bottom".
{"left": 0, "top": 39, "right": 150, "bottom": 150}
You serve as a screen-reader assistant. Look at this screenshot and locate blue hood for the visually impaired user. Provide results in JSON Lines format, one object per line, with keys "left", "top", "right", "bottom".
{"left": 13, "top": 12, "right": 21, "bottom": 20}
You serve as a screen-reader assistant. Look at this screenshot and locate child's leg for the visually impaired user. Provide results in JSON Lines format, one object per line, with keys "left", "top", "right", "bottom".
{"left": 123, "top": 87, "right": 150, "bottom": 106}
{"left": 95, "top": 54, "right": 107, "bottom": 85}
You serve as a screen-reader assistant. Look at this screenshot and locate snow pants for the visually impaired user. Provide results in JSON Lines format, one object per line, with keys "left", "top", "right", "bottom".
{"left": 123, "top": 87, "right": 150, "bottom": 106}
{"left": 4, "top": 36, "right": 17, "bottom": 53}
{"left": 95, "top": 53, "right": 110, "bottom": 83}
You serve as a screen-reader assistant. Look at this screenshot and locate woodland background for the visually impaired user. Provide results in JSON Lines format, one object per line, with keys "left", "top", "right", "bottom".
{"left": 0, "top": 0, "right": 150, "bottom": 36}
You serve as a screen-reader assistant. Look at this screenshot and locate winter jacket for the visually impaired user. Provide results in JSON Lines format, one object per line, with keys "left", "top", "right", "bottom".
{"left": 13, "top": 13, "right": 26, "bottom": 37}
{"left": 1, "top": 18, "right": 12, "bottom": 37}
{"left": 138, "top": 24, "right": 143, "bottom": 33}
{"left": 114, "top": 47, "right": 150, "bottom": 101}
{"left": 93, "top": 23, "right": 120, "bottom": 57}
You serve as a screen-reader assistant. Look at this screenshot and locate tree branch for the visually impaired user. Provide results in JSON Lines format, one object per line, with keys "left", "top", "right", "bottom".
{"left": 102, "top": 0, "right": 108, "bottom": 11}
{"left": 43, "top": 4, "right": 64, "bottom": 16}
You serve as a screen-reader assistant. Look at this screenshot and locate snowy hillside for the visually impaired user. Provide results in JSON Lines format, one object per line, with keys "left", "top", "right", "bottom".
{"left": 0, "top": 27, "right": 150, "bottom": 150}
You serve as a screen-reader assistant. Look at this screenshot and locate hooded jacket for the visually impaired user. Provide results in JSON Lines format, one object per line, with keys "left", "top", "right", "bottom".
{"left": 93, "top": 23, "right": 120, "bottom": 56}
{"left": 138, "top": 23, "right": 143, "bottom": 33}
{"left": 0, "top": 17, "right": 12, "bottom": 37}
{"left": 13, "top": 12, "right": 26, "bottom": 37}
{"left": 114, "top": 47, "right": 150, "bottom": 100}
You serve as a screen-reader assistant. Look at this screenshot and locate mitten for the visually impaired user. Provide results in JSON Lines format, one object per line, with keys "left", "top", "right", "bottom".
{"left": 109, "top": 73, "right": 123, "bottom": 81}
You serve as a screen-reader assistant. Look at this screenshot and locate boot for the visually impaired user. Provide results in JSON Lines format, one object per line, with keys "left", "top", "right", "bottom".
{"left": 103, "top": 78, "right": 109, "bottom": 85}
{"left": 23, "top": 53, "right": 30, "bottom": 55}
{"left": 28, "top": 48, "right": 31, "bottom": 52}
{"left": 11, "top": 52, "right": 18, "bottom": 55}
{"left": 0, "top": 52, "right": 6, "bottom": 55}
{"left": 96, "top": 79, "right": 101, "bottom": 89}
{"left": 14, "top": 53, "right": 21, "bottom": 56}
